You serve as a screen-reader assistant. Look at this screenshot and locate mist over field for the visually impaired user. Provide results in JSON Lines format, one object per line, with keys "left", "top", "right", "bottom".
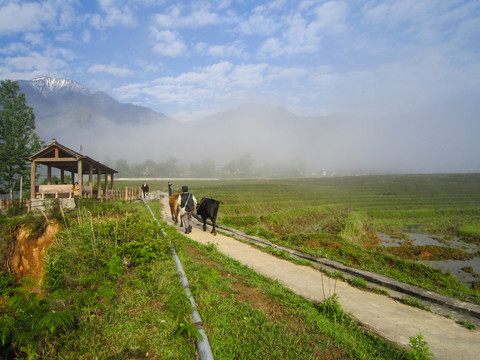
{"left": 37, "top": 99, "right": 480, "bottom": 176}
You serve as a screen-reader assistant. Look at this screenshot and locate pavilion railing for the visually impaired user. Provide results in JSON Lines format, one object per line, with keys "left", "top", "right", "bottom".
{"left": 104, "top": 187, "right": 138, "bottom": 202}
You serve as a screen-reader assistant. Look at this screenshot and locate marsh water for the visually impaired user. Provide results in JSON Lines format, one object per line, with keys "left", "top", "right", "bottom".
{"left": 378, "top": 232, "right": 480, "bottom": 286}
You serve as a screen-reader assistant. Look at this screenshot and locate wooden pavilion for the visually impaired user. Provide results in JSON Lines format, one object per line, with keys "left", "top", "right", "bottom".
{"left": 28, "top": 139, "right": 117, "bottom": 200}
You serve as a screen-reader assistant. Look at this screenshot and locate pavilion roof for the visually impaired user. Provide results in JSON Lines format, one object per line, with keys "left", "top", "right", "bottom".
{"left": 28, "top": 139, "right": 117, "bottom": 175}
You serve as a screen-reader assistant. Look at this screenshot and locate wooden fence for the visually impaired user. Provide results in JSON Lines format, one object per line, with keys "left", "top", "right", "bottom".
{"left": 0, "top": 198, "right": 30, "bottom": 211}
{"left": 1, "top": 187, "right": 139, "bottom": 212}
{"left": 104, "top": 187, "right": 138, "bottom": 202}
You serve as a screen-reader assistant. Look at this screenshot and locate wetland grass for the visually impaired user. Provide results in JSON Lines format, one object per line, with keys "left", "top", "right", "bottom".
{"left": 122, "top": 174, "right": 480, "bottom": 303}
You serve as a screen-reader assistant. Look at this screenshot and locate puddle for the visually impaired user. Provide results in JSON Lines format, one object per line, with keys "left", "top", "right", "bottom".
{"left": 418, "top": 258, "right": 480, "bottom": 285}
{"left": 378, "top": 232, "right": 480, "bottom": 286}
{"left": 378, "top": 232, "right": 478, "bottom": 254}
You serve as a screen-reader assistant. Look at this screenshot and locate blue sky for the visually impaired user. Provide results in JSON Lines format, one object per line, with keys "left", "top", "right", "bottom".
{"left": 0, "top": 0, "right": 479, "bottom": 124}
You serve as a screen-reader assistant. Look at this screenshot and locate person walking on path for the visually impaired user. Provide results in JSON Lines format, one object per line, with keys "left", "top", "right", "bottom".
{"left": 178, "top": 185, "right": 197, "bottom": 234}
{"left": 168, "top": 181, "right": 173, "bottom": 197}
{"left": 141, "top": 181, "right": 149, "bottom": 198}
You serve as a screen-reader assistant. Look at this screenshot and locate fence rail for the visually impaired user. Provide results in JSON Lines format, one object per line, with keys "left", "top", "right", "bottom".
{"left": 0, "top": 198, "right": 30, "bottom": 211}
{"left": 1, "top": 187, "right": 140, "bottom": 212}
{"left": 105, "top": 187, "right": 138, "bottom": 201}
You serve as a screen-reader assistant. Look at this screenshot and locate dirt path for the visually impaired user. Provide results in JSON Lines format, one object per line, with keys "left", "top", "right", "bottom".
{"left": 158, "top": 194, "right": 480, "bottom": 360}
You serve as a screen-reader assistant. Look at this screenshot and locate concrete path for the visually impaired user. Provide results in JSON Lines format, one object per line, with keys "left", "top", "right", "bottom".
{"left": 159, "top": 195, "right": 480, "bottom": 360}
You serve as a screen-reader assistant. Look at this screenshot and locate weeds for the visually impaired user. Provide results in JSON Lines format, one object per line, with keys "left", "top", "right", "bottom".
{"left": 409, "top": 333, "right": 433, "bottom": 360}
{"left": 346, "top": 277, "right": 369, "bottom": 289}
{"left": 456, "top": 320, "right": 476, "bottom": 330}
{"left": 0, "top": 277, "right": 76, "bottom": 358}
{"left": 315, "top": 294, "right": 349, "bottom": 324}
{"left": 399, "top": 297, "right": 431, "bottom": 312}
{"left": 261, "top": 245, "right": 293, "bottom": 260}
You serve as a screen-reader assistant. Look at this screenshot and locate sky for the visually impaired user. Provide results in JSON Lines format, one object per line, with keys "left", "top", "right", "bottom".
{"left": 1, "top": 0, "right": 480, "bottom": 173}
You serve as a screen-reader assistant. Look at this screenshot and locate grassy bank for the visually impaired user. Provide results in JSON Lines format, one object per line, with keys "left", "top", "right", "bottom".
{"left": 1, "top": 199, "right": 414, "bottom": 359}
{"left": 119, "top": 174, "right": 480, "bottom": 303}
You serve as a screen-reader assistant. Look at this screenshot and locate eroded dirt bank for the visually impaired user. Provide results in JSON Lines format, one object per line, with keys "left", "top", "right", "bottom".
{"left": 4, "top": 220, "right": 61, "bottom": 285}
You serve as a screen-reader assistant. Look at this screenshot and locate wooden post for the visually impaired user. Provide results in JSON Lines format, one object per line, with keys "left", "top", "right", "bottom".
{"left": 30, "top": 161, "right": 36, "bottom": 200}
{"left": 60, "top": 169, "right": 64, "bottom": 184}
{"left": 97, "top": 169, "right": 101, "bottom": 199}
{"left": 104, "top": 173, "right": 108, "bottom": 195}
{"left": 78, "top": 160, "right": 83, "bottom": 196}
{"left": 47, "top": 165, "right": 52, "bottom": 184}
{"left": 89, "top": 164, "right": 93, "bottom": 198}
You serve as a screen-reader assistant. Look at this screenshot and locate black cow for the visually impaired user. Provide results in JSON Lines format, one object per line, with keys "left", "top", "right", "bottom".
{"left": 196, "top": 197, "right": 219, "bottom": 235}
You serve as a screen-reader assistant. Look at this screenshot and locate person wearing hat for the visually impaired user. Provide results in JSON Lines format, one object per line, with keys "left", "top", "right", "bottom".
{"left": 177, "top": 185, "right": 197, "bottom": 234}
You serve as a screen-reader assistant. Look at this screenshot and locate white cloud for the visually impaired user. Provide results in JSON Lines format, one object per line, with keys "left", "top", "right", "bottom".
{"left": 236, "top": 5, "right": 280, "bottom": 36}
{"left": 44, "top": 45, "right": 76, "bottom": 61}
{"left": 195, "top": 40, "right": 246, "bottom": 58}
{"left": 0, "top": 42, "right": 30, "bottom": 55}
{"left": 90, "top": 0, "right": 137, "bottom": 29}
{"left": 24, "top": 32, "right": 45, "bottom": 46}
{"left": 150, "top": 28, "right": 186, "bottom": 57}
{"left": 82, "top": 30, "right": 91, "bottom": 43}
{"left": 0, "top": 0, "right": 77, "bottom": 34}
{"left": 0, "top": 51, "right": 69, "bottom": 80}
{"left": 110, "top": 60, "right": 329, "bottom": 119}
{"left": 0, "top": 1, "right": 55, "bottom": 34}
{"left": 258, "top": 38, "right": 283, "bottom": 57}
{"left": 55, "top": 32, "right": 74, "bottom": 42}
{"left": 311, "top": 1, "right": 349, "bottom": 34}
{"left": 258, "top": 1, "right": 349, "bottom": 57}
{"left": 229, "top": 63, "right": 268, "bottom": 87}
{"left": 153, "top": 2, "right": 222, "bottom": 29}
{"left": 87, "top": 63, "right": 133, "bottom": 77}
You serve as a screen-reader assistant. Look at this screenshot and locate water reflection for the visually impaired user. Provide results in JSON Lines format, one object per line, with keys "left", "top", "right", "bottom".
{"left": 419, "top": 258, "right": 480, "bottom": 285}
{"left": 378, "top": 232, "right": 480, "bottom": 286}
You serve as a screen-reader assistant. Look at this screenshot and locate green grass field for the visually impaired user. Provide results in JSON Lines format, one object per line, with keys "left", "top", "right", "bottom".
{"left": 1, "top": 199, "right": 413, "bottom": 359}
{"left": 120, "top": 174, "right": 480, "bottom": 303}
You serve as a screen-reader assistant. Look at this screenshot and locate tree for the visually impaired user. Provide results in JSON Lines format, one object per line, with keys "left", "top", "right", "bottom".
{"left": 224, "top": 153, "right": 254, "bottom": 177}
{"left": 0, "top": 80, "right": 43, "bottom": 200}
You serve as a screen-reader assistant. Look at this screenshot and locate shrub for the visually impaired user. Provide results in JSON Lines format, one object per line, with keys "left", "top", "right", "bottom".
{"left": 409, "top": 333, "right": 433, "bottom": 360}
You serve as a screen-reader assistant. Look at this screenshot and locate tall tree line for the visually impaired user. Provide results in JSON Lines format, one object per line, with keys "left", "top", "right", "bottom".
{"left": 0, "top": 80, "right": 43, "bottom": 199}
{"left": 106, "top": 154, "right": 307, "bottom": 179}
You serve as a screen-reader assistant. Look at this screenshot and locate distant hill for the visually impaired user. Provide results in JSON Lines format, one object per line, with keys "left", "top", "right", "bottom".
{"left": 17, "top": 77, "right": 358, "bottom": 174}
{"left": 18, "top": 76, "right": 175, "bottom": 139}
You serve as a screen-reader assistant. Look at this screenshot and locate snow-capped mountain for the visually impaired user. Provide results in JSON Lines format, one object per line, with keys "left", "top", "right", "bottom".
{"left": 27, "top": 76, "right": 94, "bottom": 97}
{"left": 18, "top": 76, "right": 174, "bottom": 128}
{"left": 17, "top": 76, "right": 178, "bottom": 161}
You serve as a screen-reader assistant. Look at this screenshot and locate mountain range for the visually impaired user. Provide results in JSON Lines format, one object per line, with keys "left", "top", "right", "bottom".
{"left": 17, "top": 77, "right": 356, "bottom": 173}
{"left": 17, "top": 76, "right": 452, "bottom": 175}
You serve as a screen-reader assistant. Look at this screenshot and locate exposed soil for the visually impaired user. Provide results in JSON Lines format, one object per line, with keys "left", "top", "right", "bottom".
{"left": 6, "top": 220, "right": 61, "bottom": 285}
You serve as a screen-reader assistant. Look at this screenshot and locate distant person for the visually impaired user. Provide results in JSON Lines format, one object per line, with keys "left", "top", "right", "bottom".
{"left": 73, "top": 181, "right": 80, "bottom": 207}
{"left": 141, "top": 181, "right": 149, "bottom": 198}
{"left": 178, "top": 185, "right": 197, "bottom": 234}
{"left": 168, "top": 180, "right": 173, "bottom": 197}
